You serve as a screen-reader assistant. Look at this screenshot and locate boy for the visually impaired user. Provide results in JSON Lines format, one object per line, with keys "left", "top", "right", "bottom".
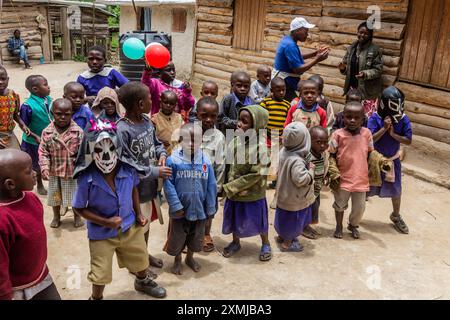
{"left": 72, "top": 127, "right": 167, "bottom": 299}
{"left": 302, "top": 126, "right": 329, "bottom": 239}
{"left": 20, "top": 75, "right": 52, "bottom": 195}
{"left": 77, "top": 46, "right": 129, "bottom": 105}
{"left": 218, "top": 71, "right": 254, "bottom": 134}
{"left": 309, "top": 74, "right": 335, "bottom": 132}
{"left": 196, "top": 96, "right": 226, "bottom": 252}
{"left": 284, "top": 80, "right": 327, "bottom": 129}
{"left": 164, "top": 123, "right": 217, "bottom": 274}
{"left": 0, "top": 149, "right": 60, "bottom": 300}
{"left": 250, "top": 66, "right": 271, "bottom": 104}
{"left": 329, "top": 102, "right": 374, "bottom": 239}
{"left": 117, "top": 82, "right": 172, "bottom": 273}
{"left": 260, "top": 77, "right": 290, "bottom": 189}
{"left": 189, "top": 80, "right": 219, "bottom": 123}
{"left": 142, "top": 61, "right": 195, "bottom": 119}
{"left": 151, "top": 90, "right": 184, "bottom": 154}
{"left": 39, "top": 99, "right": 84, "bottom": 228}
{"left": 63, "top": 82, "right": 94, "bottom": 130}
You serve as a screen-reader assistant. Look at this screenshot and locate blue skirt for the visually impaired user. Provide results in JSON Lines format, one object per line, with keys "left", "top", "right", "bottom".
{"left": 21, "top": 141, "right": 40, "bottom": 172}
{"left": 222, "top": 198, "right": 269, "bottom": 238}
{"left": 274, "top": 205, "right": 312, "bottom": 241}
{"left": 368, "top": 158, "right": 402, "bottom": 198}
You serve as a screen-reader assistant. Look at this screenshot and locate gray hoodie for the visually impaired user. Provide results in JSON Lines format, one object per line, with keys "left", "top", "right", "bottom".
{"left": 275, "top": 122, "right": 316, "bottom": 212}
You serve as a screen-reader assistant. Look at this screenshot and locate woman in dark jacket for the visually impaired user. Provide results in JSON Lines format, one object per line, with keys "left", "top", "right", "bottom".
{"left": 338, "top": 22, "right": 383, "bottom": 117}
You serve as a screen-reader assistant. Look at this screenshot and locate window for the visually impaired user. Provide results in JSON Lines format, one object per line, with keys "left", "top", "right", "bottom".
{"left": 232, "top": 0, "right": 267, "bottom": 51}
{"left": 140, "top": 8, "right": 152, "bottom": 31}
{"left": 172, "top": 8, "right": 187, "bottom": 33}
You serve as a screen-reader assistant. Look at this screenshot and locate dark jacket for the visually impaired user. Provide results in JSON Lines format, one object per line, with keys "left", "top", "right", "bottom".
{"left": 217, "top": 93, "right": 254, "bottom": 134}
{"left": 341, "top": 41, "right": 383, "bottom": 100}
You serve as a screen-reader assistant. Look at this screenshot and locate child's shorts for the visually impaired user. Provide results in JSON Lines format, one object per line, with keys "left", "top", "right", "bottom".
{"left": 332, "top": 189, "right": 366, "bottom": 226}
{"left": 164, "top": 218, "right": 207, "bottom": 256}
{"left": 47, "top": 176, "right": 77, "bottom": 207}
{"left": 87, "top": 224, "right": 149, "bottom": 285}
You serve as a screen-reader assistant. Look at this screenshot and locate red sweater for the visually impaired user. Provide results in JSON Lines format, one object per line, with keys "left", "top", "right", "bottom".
{"left": 0, "top": 192, "right": 49, "bottom": 300}
{"left": 284, "top": 98, "right": 327, "bottom": 129}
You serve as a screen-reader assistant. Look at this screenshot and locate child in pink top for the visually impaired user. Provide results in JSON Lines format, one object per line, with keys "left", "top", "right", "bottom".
{"left": 141, "top": 61, "right": 195, "bottom": 121}
{"left": 329, "top": 102, "right": 374, "bottom": 240}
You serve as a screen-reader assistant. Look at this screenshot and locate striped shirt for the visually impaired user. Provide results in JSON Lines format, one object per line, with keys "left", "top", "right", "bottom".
{"left": 260, "top": 97, "right": 290, "bottom": 133}
{"left": 311, "top": 153, "right": 325, "bottom": 197}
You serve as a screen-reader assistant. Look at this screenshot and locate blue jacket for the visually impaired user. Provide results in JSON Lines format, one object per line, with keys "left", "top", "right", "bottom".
{"left": 164, "top": 148, "right": 217, "bottom": 221}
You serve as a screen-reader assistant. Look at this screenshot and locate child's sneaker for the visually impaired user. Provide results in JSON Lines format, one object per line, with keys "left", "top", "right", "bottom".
{"left": 390, "top": 213, "right": 409, "bottom": 234}
{"left": 134, "top": 275, "right": 167, "bottom": 298}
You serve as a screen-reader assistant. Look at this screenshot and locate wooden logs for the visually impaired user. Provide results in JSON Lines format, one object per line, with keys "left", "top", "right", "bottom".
{"left": 396, "top": 82, "right": 450, "bottom": 110}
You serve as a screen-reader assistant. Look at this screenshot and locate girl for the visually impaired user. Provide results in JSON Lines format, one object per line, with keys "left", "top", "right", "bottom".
{"left": 92, "top": 87, "right": 122, "bottom": 122}
{"left": 274, "top": 122, "right": 316, "bottom": 251}
{"left": 0, "top": 66, "right": 30, "bottom": 149}
{"left": 77, "top": 45, "right": 129, "bottom": 105}
{"left": 222, "top": 105, "right": 272, "bottom": 261}
{"left": 368, "top": 86, "right": 411, "bottom": 234}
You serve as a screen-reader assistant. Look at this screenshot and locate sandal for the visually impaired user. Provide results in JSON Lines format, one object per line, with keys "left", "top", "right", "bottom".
{"left": 202, "top": 235, "right": 215, "bottom": 252}
{"left": 302, "top": 226, "right": 318, "bottom": 240}
{"left": 259, "top": 244, "right": 272, "bottom": 261}
{"left": 222, "top": 241, "right": 241, "bottom": 258}
{"left": 281, "top": 240, "right": 304, "bottom": 252}
{"left": 347, "top": 224, "right": 360, "bottom": 239}
{"left": 390, "top": 213, "right": 409, "bottom": 234}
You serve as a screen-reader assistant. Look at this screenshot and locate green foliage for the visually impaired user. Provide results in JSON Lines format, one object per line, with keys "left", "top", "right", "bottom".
{"left": 108, "top": 5, "right": 120, "bottom": 27}
{"left": 72, "top": 54, "right": 86, "bottom": 62}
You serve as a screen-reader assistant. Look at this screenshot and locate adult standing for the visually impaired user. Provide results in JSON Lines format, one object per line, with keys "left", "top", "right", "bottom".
{"left": 7, "top": 30, "right": 32, "bottom": 69}
{"left": 273, "top": 17, "right": 330, "bottom": 101}
{"left": 338, "top": 22, "right": 383, "bottom": 117}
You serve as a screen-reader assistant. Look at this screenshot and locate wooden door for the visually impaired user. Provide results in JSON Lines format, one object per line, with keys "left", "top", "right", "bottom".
{"left": 400, "top": 0, "right": 450, "bottom": 89}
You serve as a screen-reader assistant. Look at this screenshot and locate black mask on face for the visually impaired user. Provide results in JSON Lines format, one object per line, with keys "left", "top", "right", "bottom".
{"left": 378, "top": 86, "right": 405, "bottom": 123}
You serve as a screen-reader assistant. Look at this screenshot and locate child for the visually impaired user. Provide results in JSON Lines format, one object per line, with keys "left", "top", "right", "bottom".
{"left": 274, "top": 122, "right": 316, "bottom": 251}
{"left": 20, "top": 75, "right": 52, "bottom": 195}
{"left": 164, "top": 123, "right": 217, "bottom": 274}
{"left": 141, "top": 61, "right": 195, "bottom": 120}
{"left": 250, "top": 66, "right": 271, "bottom": 104}
{"left": 309, "top": 74, "right": 335, "bottom": 132}
{"left": 63, "top": 82, "right": 94, "bottom": 130}
{"left": 188, "top": 80, "right": 219, "bottom": 123}
{"left": 0, "top": 66, "right": 30, "bottom": 149}
{"left": 151, "top": 90, "right": 184, "bottom": 154}
{"left": 260, "top": 77, "right": 290, "bottom": 189}
{"left": 302, "top": 126, "right": 329, "bottom": 240}
{"left": 39, "top": 98, "right": 84, "bottom": 228}
{"left": 284, "top": 80, "right": 327, "bottom": 129}
{"left": 329, "top": 102, "right": 374, "bottom": 239}
{"left": 196, "top": 96, "right": 226, "bottom": 252}
{"left": 73, "top": 125, "right": 167, "bottom": 299}
{"left": 116, "top": 82, "right": 172, "bottom": 273}
{"left": 0, "top": 149, "right": 61, "bottom": 300}
{"left": 77, "top": 45, "right": 129, "bottom": 105}
{"left": 218, "top": 71, "right": 254, "bottom": 133}
{"left": 332, "top": 88, "right": 366, "bottom": 131}
{"left": 222, "top": 105, "right": 272, "bottom": 261}
{"left": 92, "top": 87, "right": 122, "bottom": 122}
{"left": 367, "top": 86, "right": 411, "bottom": 234}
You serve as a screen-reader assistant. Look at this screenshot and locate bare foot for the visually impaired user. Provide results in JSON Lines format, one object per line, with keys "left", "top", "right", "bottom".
{"left": 149, "top": 254, "right": 163, "bottom": 268}
{"left": 334, "top": 226, "right": 343, "bottom": 239}
{"left": 171, "top": 260, "right": 183, "bottom": 275}
{"left": 37, "top": 186, "right": 47, "bottom": 196}
{"left": 61, "top": 207, "right": 69, "bottom": 217}
{"left": 185, "top": 256, "right": 201, "bottom": 273}
{"left": 74, "top": 216, "right": 85, "bottom": 228}
{"left": 50, "top": 217, "right": 61, "bottom": 228}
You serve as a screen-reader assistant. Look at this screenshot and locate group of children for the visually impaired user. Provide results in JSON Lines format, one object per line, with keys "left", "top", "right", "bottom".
{"left": 0, "top": 44, "right": 412, "bottom": 300}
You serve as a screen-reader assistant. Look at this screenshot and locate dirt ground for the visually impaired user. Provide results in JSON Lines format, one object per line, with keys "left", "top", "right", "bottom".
{"left": 6, "top": 62, "right": 450, "bottom": 300}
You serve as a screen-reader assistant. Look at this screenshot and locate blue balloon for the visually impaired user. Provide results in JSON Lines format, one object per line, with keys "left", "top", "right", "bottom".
{"left": 123, "top": 37, "right": 145, "bottom": 60}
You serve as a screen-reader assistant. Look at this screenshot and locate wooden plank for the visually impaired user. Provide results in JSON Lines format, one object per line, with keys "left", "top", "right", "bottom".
{"left": 322, "top": 7, "right": 407, "bottom": 23}
{"left": 60, "top": 7, "right": 71, "bottom": 60}
{"left": 396, "top": 82, "right": 450, "bottom": 109}
{"left": 405, "top": 101, "right": 450, "bottom": 119}
{"left": 410, "top": 122, "right": 450, "bottom": 144}
{"left": 430, "top": 0, "right": 450, "bottom": 88}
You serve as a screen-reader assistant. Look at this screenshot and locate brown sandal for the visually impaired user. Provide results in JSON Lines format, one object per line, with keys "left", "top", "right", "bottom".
{"left": 203, "top": 235, "right": 215, "bottom": 252}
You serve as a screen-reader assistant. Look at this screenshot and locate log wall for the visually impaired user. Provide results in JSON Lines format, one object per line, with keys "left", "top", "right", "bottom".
{"left": 192, "top": 0, "right": 450, "bottom": 143}
{"left": 0, "top": 1, "right": 44, "bottom": 64}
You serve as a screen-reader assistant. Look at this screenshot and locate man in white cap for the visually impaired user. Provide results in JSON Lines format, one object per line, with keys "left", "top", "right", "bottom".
{"left": 273, "top": 17, "right": 330, "bottom": 101}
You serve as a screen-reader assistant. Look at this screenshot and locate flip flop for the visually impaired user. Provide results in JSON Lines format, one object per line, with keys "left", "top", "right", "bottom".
{"left": 302, "top": 229, "right": 318, "bottom": 240}
{"left": 281, "top": 240, "right": 304, "bottom": 252}
{"left": 222, "top": 241, "right": 241, "bottom": 258}
{"left": 347, "top": 224, "right": 360, "bottom": 239}
{"left": 259, "top": 244, "right": 272, "bottom": 261}
{"left": 202, "top": 235, "right": 215, "bottom": 252}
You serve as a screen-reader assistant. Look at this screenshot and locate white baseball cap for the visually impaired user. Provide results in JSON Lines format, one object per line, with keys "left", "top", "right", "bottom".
{"left": 290, "top": 17, "right": 316, "bottom": 32}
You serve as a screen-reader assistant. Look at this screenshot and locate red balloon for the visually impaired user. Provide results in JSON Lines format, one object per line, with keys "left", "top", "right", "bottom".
{"left": 145, "top": 44, "right": 171, "bottom": 69}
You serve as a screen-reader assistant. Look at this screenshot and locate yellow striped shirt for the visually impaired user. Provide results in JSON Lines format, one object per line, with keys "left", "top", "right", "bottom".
{"left": 260, "top": 97, "right": 290, "bottom": 131}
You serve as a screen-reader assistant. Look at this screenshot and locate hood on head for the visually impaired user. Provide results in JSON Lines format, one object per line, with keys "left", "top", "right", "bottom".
{"left": 239, "top": 105, "right": 268, "bottom": 130}
{"left": 282, "top": 122, "right": 311, "bottom": 158}
{"left": 92, "top": 87, "right": 122, "bottom": 116}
